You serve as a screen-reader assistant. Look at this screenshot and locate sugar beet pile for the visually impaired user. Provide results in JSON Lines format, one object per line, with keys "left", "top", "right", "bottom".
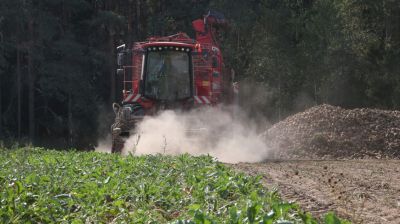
{"left": 264, "top": 104, "right": 400, "bottom": 159}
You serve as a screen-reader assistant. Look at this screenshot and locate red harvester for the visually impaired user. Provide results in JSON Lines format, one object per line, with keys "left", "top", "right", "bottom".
{"left": 112, "top": 11, "right": 238, "bottom": 153}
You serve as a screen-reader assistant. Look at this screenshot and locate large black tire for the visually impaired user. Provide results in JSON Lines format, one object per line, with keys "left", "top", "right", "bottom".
{"left": 111, "top": 103, "right": 126, "bottom": 153}
{"left": 110, "top": 110, "right": 138, "bottom": 153}
{"left": 110, "top": 103, "right": 143, "bottom": 153}
{"left": 111, "top": 133, "right": 125, "bottom": 153}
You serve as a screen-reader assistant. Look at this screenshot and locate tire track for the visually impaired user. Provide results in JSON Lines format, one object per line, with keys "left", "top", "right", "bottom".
{"left": 231, "top": 160, "right": 400, "bottom": 223}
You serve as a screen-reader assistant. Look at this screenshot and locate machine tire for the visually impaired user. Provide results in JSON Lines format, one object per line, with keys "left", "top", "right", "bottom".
{"left": 111, "top": 134, "right": 125, "bottom": 153}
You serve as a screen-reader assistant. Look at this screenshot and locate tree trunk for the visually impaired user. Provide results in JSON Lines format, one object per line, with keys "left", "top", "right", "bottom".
{"left": 68, "top": 91, "right": 73, "bottom": 147}
{"left": 0, "top": 33, "right": 2, "bottom": 138}
{"left": 160, "top": 0, "right": 166, "bottom": 36}
{"left": 314, "top": 78, "right": 317, "bottom": 105}
{"left": 125, "top": 1, "right": 133, "bottom": 45}
{"left": 17, "top": 47, "right": 22, "bottom": 139}
{"left": 0, "top": 32, "right": 2, "bottom": 139}
{"left": 0, "top": 64, "right": 2, "bottom": 138}
{"left": 104, "top": 0, "right": 116, "bottom": 104}
{"left": 109, "top": 31, "right": 115, "bottom": 104}
{"left": 28, "top": 20, "right": 35, "bottom": 145}
{"left": 135, "top": 0, "right": 142, "bottom": 40}
{"left": 278, "top": 71, "right": 281, "bottom": 121}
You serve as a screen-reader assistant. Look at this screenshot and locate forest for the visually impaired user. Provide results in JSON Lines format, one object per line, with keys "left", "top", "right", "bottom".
{"left": 0, "top": 0, "right": 399, "bottom": 149}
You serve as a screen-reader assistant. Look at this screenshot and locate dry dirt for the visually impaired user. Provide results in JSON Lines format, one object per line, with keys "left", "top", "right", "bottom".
{"left": 243, "top": 104, "right": 400, "bottom": 222}
{"left": 231, "top": 160, "right": 400, "bottom": 224}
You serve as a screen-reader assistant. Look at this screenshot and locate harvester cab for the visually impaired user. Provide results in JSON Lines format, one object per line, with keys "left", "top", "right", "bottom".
{"left": 111, "top": 11, "right": 237, "bottom": 153}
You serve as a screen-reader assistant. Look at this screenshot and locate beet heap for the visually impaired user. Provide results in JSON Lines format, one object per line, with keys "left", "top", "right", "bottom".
{"left": 265, "top": 104, "right": 400, "bottom": 159}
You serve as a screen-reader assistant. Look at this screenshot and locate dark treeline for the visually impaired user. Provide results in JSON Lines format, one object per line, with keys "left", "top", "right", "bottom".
{"left": 0, "top": 0, "right": 399, "bottom": 149}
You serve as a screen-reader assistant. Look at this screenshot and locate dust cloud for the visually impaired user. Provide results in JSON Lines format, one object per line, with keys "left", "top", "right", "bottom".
{"left": 95, "top": 135, "right": 112, "bottom": 153}
{"left": 121, "top": 106, "right": 270, "bottom": 163}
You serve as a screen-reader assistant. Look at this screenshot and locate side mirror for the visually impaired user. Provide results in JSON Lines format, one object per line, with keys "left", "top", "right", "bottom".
{"left": 116, "top": 44, "right": 126, "bottom": 66}
{"left": 117, "top": 68, "right": 124, "bottom": 76}
{"left": 117, "top": 52, "right": 126, "bottom": 66}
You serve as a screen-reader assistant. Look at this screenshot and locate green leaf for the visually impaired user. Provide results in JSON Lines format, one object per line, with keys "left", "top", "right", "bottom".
{"left": 104, "top": 176, "right": 111, "bottom": 184}
{"left": 262, "top": 210, "right": 275, "bottom": 224}
{"left": 188, "top": 204, "right": 201, "bottom": 211}
{"left": 229, "top": 207, "right": 240, "bottom": 224}
{"left": 324, "top": 212, "right": 342, "bottom": 224}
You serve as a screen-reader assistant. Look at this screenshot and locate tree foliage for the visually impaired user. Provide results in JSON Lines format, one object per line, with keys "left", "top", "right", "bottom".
{"left": 0, "top": 0, "right": 399, "bottom": 148}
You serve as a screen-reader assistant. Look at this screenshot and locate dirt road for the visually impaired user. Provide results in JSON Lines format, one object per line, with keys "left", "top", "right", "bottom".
{"left": 232, "top": 160, "right": 400, "bottom": 224}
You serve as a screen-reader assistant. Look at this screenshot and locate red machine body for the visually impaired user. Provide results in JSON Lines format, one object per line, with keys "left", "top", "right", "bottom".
{"left": 112, "top": 11, "right": 235, "bottom": 153}
{"left": 118, "top": 11, "right": 233, "bottom": 112}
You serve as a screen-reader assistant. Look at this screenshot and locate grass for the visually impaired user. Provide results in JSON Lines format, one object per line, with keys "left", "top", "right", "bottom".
{"left": 0, "top": 147, "right": 349, "bottom": 223}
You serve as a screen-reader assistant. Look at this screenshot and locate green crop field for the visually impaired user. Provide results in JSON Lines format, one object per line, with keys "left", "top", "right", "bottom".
{"left": 0, "top": 148, "right": 348, "bottom": 223}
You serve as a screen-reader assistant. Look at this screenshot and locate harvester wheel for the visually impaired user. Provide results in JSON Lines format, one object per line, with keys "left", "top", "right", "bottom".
{"left": 111, "top": 103, "right": 141, "bottom": 153}
{"left": 111, "top": 133, "right": 125, "bottom": 153}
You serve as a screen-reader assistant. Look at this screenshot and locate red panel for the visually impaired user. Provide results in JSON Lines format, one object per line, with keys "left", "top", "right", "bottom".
{"left": 192, "top": 19, "right": 205, "bottom": 33}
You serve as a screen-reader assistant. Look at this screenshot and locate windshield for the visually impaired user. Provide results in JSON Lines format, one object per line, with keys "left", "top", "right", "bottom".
{"left": 144, "top": 50, "right": 191, "bottom": 100}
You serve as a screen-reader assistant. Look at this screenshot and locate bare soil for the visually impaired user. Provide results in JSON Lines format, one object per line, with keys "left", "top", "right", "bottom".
{"left": 231, "top": 160, "right": 400, "bottom": 224}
